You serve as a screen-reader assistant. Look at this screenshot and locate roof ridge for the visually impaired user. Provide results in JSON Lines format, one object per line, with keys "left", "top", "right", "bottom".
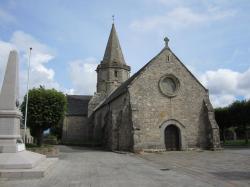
{"left": 92, "top": 46, "right": 168, "bottom": 114}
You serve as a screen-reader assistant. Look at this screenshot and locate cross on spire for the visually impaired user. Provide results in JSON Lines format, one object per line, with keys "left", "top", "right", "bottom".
{"left": 112, "top": 15, "right": 115, "bottom": 24}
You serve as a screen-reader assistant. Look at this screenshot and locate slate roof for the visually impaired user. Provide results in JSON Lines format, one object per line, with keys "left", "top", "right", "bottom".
{"left": 102, "top": 23, "right": 126, "bottom": 65}
{"left": 94, "top": 46, "right": 207, "bottom": 113}
{"left": 93, "top": 48, "right": 166, "bottom": 112}
{"left": 66, "top": 95, "right": 92, "bottom": 116}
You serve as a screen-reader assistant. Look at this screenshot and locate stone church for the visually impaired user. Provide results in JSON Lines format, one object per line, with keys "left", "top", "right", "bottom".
{"left": 62, "top": 23, "right": 220, "bottom": 151}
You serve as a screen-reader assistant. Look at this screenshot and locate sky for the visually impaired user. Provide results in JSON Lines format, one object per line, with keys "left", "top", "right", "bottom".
{"left": 0, "top": 0, "right": 250, "bottom": 108}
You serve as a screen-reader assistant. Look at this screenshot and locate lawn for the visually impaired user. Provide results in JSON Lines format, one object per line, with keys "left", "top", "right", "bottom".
{"left": 224, "top": 139, "right": 250, "bottom": 146}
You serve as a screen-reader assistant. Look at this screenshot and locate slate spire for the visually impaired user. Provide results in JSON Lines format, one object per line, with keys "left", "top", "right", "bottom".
{"left": 102, "top": 23, "right": 126, "bottom": 64}
{"left": 95, "top": 23, "right": 130, "bottom": 96}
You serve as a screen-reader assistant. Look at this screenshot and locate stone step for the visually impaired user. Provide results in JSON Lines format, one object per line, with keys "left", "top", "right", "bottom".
{"left": 0, "top": 150, "right": 46, "bottom": 169}
{"left": 0, "top": 157, "right": 58, "bottom": 178}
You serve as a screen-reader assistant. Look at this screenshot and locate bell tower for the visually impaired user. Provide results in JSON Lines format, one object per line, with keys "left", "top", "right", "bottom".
{"left": 88, "top": 23, "right": 130, "bottom": 116}
{"left": 96, "top": 23, "right": 130, "bottom": 94}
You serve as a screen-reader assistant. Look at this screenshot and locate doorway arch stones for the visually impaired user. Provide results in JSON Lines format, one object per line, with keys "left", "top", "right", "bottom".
{"left": 159, "top": 119, "right": 187, "bottom": 150}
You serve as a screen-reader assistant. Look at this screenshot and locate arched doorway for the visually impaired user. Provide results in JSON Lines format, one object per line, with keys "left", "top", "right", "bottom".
{"left": 164, "top": 125, "right": 180, "bottom": 150}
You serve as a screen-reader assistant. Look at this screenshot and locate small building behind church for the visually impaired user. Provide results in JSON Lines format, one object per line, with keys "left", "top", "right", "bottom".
{"left": 62, "top": 23, "right": 221, "bottom": 152}
{"left": 62, "top": 95, "right": 91, "bottom": 144}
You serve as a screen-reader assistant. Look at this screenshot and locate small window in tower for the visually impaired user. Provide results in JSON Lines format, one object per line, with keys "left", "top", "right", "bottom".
{"left": 167, "top": 55, "right": 170, "bottom": 62}
{"left": 115, "top": 70, "right": 118, "bottom": 77}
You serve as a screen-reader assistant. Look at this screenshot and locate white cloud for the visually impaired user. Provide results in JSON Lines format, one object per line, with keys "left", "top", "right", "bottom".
{"left": 0, "top": 30, "right": 95, "bottom": 100}
{"left": 210, "top": 94, "right": 236, "bottom": 109}
{"left": 69, "top": 58, "right": 97, "bottom": 95}
{"left": 64, "top": 88, "right": 75, "bottom": 95}
{"left": 0, "top": 30, "right": 72, "bottom": 100}
{"left": 200, "top": 69, "right": 238, "bottom": 95}
{"left": 199, "top": 68, "right": 250, "bottom": 107}
{"left": 10, "top": 31, "right": 61, "bottom": 98}
{"left": 0, "top": 8, "right": 16, "bottom": 24}
{"left": 10, "top": 31, "right": 52, "bottom": 53}
{"left": 130, "top": 6, "right": 235, "bottom": 30}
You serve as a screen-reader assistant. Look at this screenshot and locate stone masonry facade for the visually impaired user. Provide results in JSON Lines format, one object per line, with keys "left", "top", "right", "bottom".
{"left": 128, "top": 47, "right": 220, "bottom": 151}
{"left": 90, "top": 43, "right": 220, "bottom": 151}
{"left": 63, "top": 24, "right": 221, "bottom": 152}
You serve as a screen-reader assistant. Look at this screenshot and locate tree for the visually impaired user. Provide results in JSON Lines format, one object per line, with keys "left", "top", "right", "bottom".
{"left": 229, "top": 100, "right": 249, "bottom": 144}
{"left": 21, "top": 86, "right": 66, "bottom": 146}
{"left": 215, "top": 99, "right": 250, "bottom": 144}
{"left": 245, "top": 100, "right": 250, "bottom": 143}
{"left": 50, "top": 118, "right": 64, "bottom": 140}
{"left": 215, "top": 107, "right": 231, "bottom": 143}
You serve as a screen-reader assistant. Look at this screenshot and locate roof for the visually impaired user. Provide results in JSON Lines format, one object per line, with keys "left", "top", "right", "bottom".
{"left": 94, "top": 46, "right": 207, "bottom": 113}
{"left": 94, "top": 47, "right": 167, "bottom": 111}
{"left": 66, "top": 95, "right": 92, "bottom": 116}
{"left": 102, "top": 23, "right": 126, "bottom": 65}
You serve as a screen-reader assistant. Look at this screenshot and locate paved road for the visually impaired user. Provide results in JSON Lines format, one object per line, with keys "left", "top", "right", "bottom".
{"left": 139, "top": 148, "right": 250, "bottom": 187}
{"left": 0, "top": 146, "right": 249, "bottom": 187}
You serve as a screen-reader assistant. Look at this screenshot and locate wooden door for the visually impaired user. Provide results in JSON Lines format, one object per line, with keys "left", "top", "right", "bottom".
{"left": 165, "top": 125, "right": 180, "bottom": 150}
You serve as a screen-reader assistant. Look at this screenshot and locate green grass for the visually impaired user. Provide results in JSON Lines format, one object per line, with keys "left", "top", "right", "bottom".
{"left": 224, "top": 139, "right": 250, "bottom": 146}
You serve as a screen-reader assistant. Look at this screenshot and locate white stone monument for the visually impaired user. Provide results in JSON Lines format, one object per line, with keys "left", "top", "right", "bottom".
{"left": 0, "top": 50, "right": 57, "bottom": 178}
{"left": 0, "top": 50, "right": 25, "bottom": 153}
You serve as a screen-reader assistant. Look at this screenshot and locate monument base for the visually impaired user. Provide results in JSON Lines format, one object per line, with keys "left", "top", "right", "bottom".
{"left": 0, "top": 109, "right": 22, "bottom": 153}
{"left": 17, "top": 143, "right": 25, "bottom": 152}
{"left": 0, "top": 141, "right": 25, "bottom": 153}
{"left": 0, "top": 150, "right": 58, "bottom": 178}
{"left": 0, "top": 150, "right": 46, "bottom": 169}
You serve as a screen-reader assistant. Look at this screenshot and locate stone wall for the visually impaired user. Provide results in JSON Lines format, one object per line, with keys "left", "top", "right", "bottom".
{"left": 128, "top": 47, "right": 219, "bottom": 151}
{"left": 93, "top": 93, "right": 133, "bottom": 151}
{"left": 203, "top": 95, "right": 221, "bottom": 149}
{"left": 62, "top": 115, "right": 90, "bottom": 144}
{"left": 88, "top": 92, "right": 106, "bottom": 117}
{"left": 91, "top": 46, "right": 220, "bottom": 152}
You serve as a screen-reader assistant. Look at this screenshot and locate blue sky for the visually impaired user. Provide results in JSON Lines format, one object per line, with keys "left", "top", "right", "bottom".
{"left": 0, "top": 0, "right": 250, "bottom": 107}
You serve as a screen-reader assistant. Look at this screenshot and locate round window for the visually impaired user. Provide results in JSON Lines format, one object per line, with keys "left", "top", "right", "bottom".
{"left": 159, "top": 75, "right": 180, "bottom": 97}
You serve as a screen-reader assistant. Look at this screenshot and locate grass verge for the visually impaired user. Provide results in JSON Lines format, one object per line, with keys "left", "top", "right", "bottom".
{"left": 224, "top": 139, "right": 250, "bottom": 146}
{"left": 26, "top": 143, "right": 59, "bottom": 157}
